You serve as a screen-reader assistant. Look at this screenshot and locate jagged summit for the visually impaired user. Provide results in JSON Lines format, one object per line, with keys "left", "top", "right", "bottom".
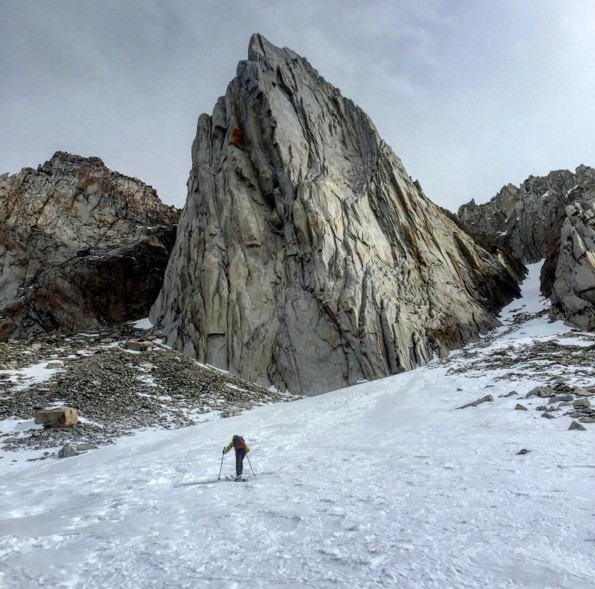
{"left": 28, "top": 151, "right": 174, "bottom": 222}
{"left": 458, "top": 166, "right": 595, "bottom": 264}
{"left": 150, "top": 36, "right": 519, "bottom": 394}
{"left": 247, "top": 33, "right": 297, "bottom": 62}
{"left": 246, "top": 34, "right": 329, "bottom": 86}
{"left": 41, "top": 150, "right": 107, "bottom": 169}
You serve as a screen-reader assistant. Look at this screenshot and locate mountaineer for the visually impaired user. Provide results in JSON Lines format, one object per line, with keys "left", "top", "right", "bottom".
{"left": 223, "top": 435, "right": 250, "bottom": 480}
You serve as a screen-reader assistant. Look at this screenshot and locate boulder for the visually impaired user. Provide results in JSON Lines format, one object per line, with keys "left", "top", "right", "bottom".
{"left": 526, "top": 386, "right": 555, "bottom": 399}
{"left": 572, "top": 398, "right": 591, "bottom": 410}
{"left": 58, "top": 443, "right": 79, "bottom": 458}
{"left": 125, "top": 340, "right": 153, "bottom": 352}
{"left": 553, "top": 382, "right": 574, "bottom": 393}
{"left": 573, "top": 387, "right": 595, "bottom": 397}
{"left": 548, "top": 394, "right": 574, "bottom": 404}
{"left": 34, "top": 407, "right": 79, "bottom": 428}
{"left": 515, "top": 403, "right": 528, "bottom": 411}
{"left": 457, "top": 395, "right": 494, "bottom": 409}
{"left": 76, "top": 443, "right": 99, "bottom": 452}
{"left": 569, "top": 420, "right": 586, "bottom": 431}
{"left": 46, "top": 361, "right": 64, "bottom": 369}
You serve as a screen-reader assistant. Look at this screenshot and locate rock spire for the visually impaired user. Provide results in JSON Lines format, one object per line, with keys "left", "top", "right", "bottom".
{"left": 151, "top": 34, "right": 518, "bottom": 394}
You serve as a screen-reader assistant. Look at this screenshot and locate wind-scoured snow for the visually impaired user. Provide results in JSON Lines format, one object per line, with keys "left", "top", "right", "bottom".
{"left": 1, "top": 264, "right": 594, "bottom": 588}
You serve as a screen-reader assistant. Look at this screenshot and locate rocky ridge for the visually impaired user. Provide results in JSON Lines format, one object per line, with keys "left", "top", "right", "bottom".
{"left": 458, "top": 166, "right": 595, "bottom": 329}
{"left": 458, "top": 166, "right": 595, "bottom": 264}
{"left": 151, "top": 34, "right": 519, "bottom": 395}
{"left": 547, "top": 196, "right": 595, "bottom": 329}
{"left": 0, "top": 323, "right": 291, "bottom": 457}
{"left": 0, "top": 151, "right": 180, "bottom": 339}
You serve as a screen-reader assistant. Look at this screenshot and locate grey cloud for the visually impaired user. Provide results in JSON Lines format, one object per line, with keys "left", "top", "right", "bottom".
{"left": 1, "top": 0, "right": 593, "bottom": 210}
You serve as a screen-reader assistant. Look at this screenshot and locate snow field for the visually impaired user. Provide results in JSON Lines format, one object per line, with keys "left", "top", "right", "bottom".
{"left": 1, "top": 356, "right": 595, "bottom": 588}
{"left": 1, "top": 263, "right": 594, "bottom": 588}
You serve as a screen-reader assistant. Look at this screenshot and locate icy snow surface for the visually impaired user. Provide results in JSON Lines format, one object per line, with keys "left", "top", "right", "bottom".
{"left": 1, "top": 263, "right": 594, "bottom": 588}
{"left": 131, "top": 317, "right": 153, "bottom": 330}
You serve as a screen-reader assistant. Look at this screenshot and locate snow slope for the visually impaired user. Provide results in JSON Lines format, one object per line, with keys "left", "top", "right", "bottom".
{"left": 1, "top": 264, "right": 595, "bottom": 589}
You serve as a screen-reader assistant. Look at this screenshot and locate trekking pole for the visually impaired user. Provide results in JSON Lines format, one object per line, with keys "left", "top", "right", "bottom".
{"left": 218, "top": 449, "right": 225, "bottom": 480}
{"left": 246, "top": 454, "right": 256, "bottom": 477}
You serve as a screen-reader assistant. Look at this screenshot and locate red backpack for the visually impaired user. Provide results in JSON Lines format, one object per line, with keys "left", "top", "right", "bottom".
{"left": 233, "top": 435, "right": 246, "bottom": 450}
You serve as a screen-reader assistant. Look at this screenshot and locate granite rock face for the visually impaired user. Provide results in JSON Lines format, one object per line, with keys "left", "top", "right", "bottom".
{"left": 549, "top": 197, "right": 595, "bottom": 328}
{"left": 0, "top": 152, "right": 179, "bottom": 339}
{"left": 458, "top": 166, "right": 595, "bottom": 329}
{"left": 151, "top": 34, "right": 519, "bottom": 394}
{"left": 458, "top": 167, "right": 595, "bottom": 264}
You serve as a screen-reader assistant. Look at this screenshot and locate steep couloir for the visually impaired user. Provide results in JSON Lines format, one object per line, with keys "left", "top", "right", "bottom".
{"left": 458, "top": 165, "right": 595, "bottom": 329}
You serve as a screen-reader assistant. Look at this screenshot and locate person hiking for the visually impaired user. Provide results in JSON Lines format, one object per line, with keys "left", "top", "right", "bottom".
{"left": 223, "top": 435, "right": 250, "bottom": 479}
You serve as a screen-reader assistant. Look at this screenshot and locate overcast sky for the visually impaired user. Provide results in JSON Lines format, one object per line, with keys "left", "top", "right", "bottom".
{"left": 1, "top": 0, "right": 593, "bottom": 211}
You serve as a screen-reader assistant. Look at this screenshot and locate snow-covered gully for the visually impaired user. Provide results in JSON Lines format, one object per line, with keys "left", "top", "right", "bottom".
{"left": 1, "top": 264, "right": 594, "bottom": 588}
